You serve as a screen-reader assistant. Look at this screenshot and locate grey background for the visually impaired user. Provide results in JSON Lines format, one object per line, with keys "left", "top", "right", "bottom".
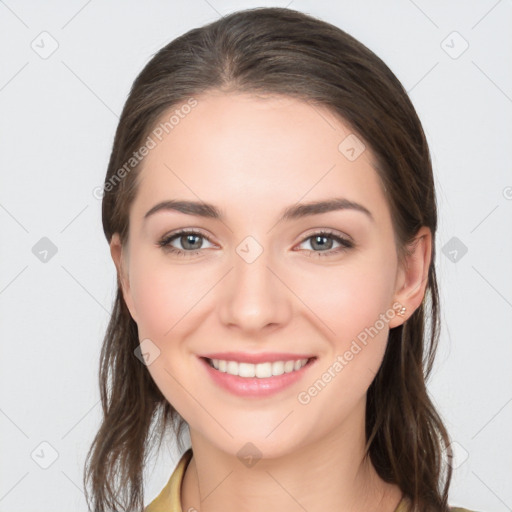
{"left": 1, "top": 1, "right": 511, "bottom": 511}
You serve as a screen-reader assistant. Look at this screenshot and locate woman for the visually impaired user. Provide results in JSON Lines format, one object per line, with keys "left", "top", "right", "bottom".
{"left": 84, "top": 7, "right": 479, "bottom": 512}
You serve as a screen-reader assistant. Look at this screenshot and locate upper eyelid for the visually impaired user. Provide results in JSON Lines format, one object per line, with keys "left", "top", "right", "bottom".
{"left": 161, "top": 229, "right": 215, "bottom": 246}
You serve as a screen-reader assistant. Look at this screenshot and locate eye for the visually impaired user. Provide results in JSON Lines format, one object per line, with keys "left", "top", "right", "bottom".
{"left": 158, "top": 229, "right": 215, "bottom": 257}
{"left": 296, "top": 230, "right": 354, "bottom": 257}
{"left": 158, "top": 229, "right": 354, "bottom": 258}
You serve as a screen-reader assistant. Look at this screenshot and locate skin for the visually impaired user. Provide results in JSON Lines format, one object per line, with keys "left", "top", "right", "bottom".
{"left": 110, "top": 90, "right": 431, "bottom": 512}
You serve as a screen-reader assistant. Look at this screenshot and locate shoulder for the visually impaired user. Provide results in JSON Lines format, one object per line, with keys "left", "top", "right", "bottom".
{"left": 145, "top": 448, "right": 193, "bottom": 512}
{"left": 397, "top": 496, "right": 482, "bottom": 512}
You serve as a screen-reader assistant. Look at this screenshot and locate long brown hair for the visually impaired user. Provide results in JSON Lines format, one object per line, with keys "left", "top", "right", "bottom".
{"left": 84, "top": 7, "right": 453, "bottom": 511}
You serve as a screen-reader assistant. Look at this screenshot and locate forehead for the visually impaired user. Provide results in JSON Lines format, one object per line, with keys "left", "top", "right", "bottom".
{"left": 130, "top": 91, "right": 388, "bottom": 227}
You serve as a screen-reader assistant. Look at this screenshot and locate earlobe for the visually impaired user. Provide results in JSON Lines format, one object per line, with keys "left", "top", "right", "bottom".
{"left": 388, "top": 226, "right": 432, "bottom": 328}
{"left": 109, "top": 233, "right": 138, "bottom": 323}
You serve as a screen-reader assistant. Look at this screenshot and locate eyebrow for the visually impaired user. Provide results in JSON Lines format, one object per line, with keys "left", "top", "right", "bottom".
{"left": 144, "top": 197, "right": 374, "bottom": 224}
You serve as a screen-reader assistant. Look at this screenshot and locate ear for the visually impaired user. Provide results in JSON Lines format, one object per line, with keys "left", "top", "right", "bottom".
{"left": 388, "top": 226, "right": 432, "bottom": 328}
{"left": 110, "top": 233, "right": 138, "bottom": 323}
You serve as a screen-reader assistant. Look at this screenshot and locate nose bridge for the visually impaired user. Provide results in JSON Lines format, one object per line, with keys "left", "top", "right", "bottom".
{"left": 218, "top": 235, "right": 290, "bottom": 331}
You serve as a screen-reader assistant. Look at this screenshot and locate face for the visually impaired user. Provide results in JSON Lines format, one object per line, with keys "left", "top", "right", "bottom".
{"left": 111, "top": 91, "right": 425, "bottom": 459}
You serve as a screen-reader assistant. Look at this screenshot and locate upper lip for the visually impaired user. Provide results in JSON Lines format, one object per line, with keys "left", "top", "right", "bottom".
{"left": 200, "top": 352, "right": 316, "bottom": 364}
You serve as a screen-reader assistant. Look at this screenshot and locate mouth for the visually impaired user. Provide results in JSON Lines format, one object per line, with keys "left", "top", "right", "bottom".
{"left": 198, "top": 354, "right": 317, "bottom": 398}
{"left": 202, "top": 356, "right": 316, "bottom": 378}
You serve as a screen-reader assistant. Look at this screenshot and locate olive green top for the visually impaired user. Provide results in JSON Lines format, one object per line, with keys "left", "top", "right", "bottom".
{"left": 145, "top": 448, "right": 479, "bottom": 512}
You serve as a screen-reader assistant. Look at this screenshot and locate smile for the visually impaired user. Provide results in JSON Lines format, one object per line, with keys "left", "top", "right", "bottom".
{"left": 206, "top": 357, "right": 310, "bottom": 378}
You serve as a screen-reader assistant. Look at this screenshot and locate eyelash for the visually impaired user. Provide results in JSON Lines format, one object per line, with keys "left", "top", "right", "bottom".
{"left": 157, "top": 229, "right": 354, "bottom": 258}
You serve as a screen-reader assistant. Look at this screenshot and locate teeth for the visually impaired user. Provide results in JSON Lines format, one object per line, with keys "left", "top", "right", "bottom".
{"left": 209, "top": 358, "right": 309, "bottom": 378}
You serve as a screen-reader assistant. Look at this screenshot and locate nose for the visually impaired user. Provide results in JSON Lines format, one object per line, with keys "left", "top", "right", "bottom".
{"left": 217, "top": 242, "right": 293, "bottom": 335}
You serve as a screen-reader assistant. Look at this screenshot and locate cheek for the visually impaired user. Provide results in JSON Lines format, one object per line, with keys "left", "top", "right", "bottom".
{"left": 293, "top": 252, "right": 396, "bottom": 342}
{"left": 130, "top": 273, "right": 171, "bottom": 337}
{"left": 128, "top": 257, "right": 209, "bottom": 419}
{"left": 292, "top": 252, "right": 396, "bottom": 397}
{"left": 129, "top": 254, "right": 209, "bottom": 338}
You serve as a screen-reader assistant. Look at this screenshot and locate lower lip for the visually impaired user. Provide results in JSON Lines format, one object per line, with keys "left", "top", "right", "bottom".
{"left": 199, "top": 357, "right": 316, "bottom": 398}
